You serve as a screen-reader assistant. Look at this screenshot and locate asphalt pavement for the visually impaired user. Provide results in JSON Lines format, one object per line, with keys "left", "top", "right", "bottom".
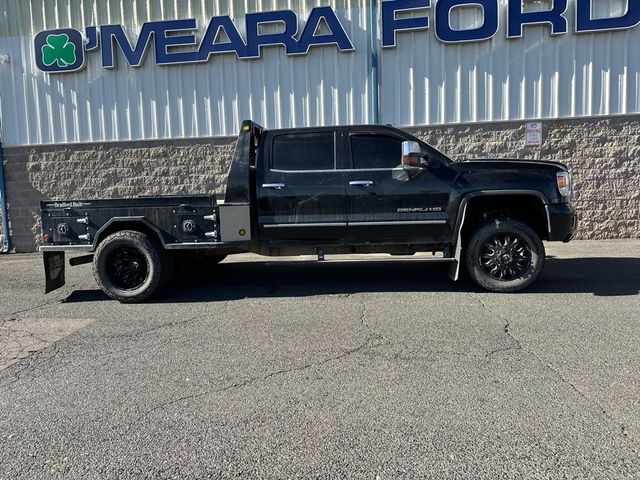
{"left": 0, "top": 240, "right": 639, "bottom": 479}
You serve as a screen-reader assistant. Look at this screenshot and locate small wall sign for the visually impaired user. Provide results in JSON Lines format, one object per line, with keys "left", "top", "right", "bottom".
{"left": 525, "top": 122, "right": 543, "bottom": 146}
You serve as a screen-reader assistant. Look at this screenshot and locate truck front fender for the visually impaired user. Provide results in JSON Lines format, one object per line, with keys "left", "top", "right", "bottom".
{"left": 448, "top": 190, "right": 551, "bottom": 281}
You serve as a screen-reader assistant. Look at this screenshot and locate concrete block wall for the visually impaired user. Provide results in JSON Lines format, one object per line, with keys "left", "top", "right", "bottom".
{"left": 2, "top": 138, "right": 235, "bottom": 252}
{"left": 1, "top": 115, "right": 639, "bottom": 252}
{"left": 408, "top": 115, "right": 640, "bottom": 240}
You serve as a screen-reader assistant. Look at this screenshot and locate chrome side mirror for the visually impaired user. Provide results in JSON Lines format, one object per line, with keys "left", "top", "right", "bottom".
{"left": 401, "top": 141, "right": 425, "bottom": 170}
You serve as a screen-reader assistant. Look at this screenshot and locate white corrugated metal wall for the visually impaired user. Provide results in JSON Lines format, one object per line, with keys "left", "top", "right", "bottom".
{"left": 380, "top": 0, "right": 638, "bottom": 125}
{"left": 0, "top": 0, "right": 638, "bottom": 146}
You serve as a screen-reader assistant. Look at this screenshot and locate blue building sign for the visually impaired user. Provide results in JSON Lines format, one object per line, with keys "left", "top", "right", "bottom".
{"left": 34, "top": 0, "right": 640, "bottom": 74}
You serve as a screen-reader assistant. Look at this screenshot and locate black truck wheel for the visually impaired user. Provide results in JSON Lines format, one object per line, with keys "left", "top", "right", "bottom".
{"left": 93, "top": 230, "right": 168, "bottom": 303}
{"left": 465, "top": 219, "right": 545, "bottom": 293}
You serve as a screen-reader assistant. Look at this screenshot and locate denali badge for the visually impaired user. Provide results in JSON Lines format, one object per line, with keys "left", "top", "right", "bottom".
{"left": 398, "top": 207, "right": 443, "bottom": 213}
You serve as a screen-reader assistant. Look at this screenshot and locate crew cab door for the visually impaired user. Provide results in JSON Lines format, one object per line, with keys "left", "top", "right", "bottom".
{"left": 257, "top": 130, "right": 347, "bottom": 243}
{"left": 345, "top": 131, "right": 453, "bottom": 244}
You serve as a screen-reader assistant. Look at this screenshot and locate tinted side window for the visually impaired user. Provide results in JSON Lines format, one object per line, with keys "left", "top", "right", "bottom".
{"left": 272, "top": 133, "right": 335, "bottom": 171}
{"left": 351, "top": 135, "right": 403, "bottom": 169}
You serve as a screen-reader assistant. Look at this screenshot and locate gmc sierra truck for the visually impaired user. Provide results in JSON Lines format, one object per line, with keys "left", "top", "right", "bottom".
{"left": 40, "top": 121, "right": 577, "bottom": 302}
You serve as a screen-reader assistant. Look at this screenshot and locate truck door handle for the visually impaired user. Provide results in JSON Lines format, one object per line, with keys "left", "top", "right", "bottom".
{"left": 262, "top": 183, "right": 286, "bottom": 190}
{"left": 349, "top": 180, "right": 374, "bottom": 187}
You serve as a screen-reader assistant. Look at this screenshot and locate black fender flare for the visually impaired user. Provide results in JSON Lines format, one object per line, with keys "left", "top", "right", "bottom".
{"left": 448, "top": 190, "right": 551, "bottom": 281}
{"left": 92, "top": 217, "right": 168, "bottom": 251}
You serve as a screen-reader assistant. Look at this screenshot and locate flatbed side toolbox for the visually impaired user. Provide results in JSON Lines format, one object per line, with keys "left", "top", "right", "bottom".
{"left": 173, "top": 206, "right": 220, "bottom": 242}
{"left": 43, "top": 251, "right": 65, "bottom": 294}
{"left": 49, "top": 215, "right": 90, "bottom": 243}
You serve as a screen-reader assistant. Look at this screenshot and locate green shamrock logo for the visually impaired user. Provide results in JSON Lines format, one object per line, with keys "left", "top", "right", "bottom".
{"left": 41, "top": 33, "right": 77, "bottom": 68}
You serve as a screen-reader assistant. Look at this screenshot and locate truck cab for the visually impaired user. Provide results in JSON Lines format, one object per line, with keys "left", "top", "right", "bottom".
{"left": 256, "top": 125, "right": 453, "bottom": 250}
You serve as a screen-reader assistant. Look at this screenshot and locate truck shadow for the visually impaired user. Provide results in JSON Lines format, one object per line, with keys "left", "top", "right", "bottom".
{"left": 64, "top": 256, "right": 639, "bottom": 303}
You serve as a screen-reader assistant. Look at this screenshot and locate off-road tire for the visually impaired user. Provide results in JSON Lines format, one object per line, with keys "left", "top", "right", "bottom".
{"left": 465, "top": 219, "right": 545, "bottom": 293}
{"left": 93, "top": 230, "right": 167, "bottom": 303}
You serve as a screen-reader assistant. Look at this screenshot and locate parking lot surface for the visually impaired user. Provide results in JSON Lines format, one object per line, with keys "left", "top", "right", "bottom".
{"left": 0, "top": 240, "right": 639, "bottom": 479}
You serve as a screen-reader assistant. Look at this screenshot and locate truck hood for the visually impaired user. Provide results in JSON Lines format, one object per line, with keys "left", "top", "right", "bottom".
{"left": 452, "top": 158, "right": 570, "bottom": 172}
{"left": 447, "top": 158, "right": 570, "bottom": 203}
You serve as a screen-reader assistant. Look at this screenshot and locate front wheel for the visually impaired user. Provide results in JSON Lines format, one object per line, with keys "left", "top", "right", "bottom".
{"left": 465, "top": 219, "right": 545, "bottom": 293}
{"left": 93, "top": 230, "right": 168, "bottom": 303}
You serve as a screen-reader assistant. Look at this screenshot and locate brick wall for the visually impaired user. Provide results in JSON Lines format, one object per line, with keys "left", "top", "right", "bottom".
{"left": 2, "top": 115, "right": 639, "bottom": 252}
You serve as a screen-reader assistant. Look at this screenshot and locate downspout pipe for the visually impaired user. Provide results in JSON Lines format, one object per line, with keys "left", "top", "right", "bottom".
{"left": 0, "top": 141, "right": 10, "bottom": 253}
{"left": 369, "top": 0, "right": 380, "bottom": 124}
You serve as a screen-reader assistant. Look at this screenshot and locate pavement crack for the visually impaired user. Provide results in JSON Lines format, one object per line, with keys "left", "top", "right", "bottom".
{"left": 470, "top": 293, "right": 632, "bottom": 443}
{"left": 124, "top": 295, "right": 389, "bottom": 428}
{"left": 356, "top": 295, "right": 391, "bottom": 349}
{"left": 484, "top": 319, "right": 522, "bottom": 357}
{"left": 468, "top": 293, "right": 521, "bottom": 358}
{"left": 0, "top": 349, "right": 48, "bottom": 387}
{"left": 126, "top": 335, "right": 379, "bottom": 430}
{"left": 103, "top": 314, "right": 208, "bottom": 340}
{"left": 531, "top": 353, "right": 632, "bottom": 442}
{"left": 104, "top": 303, "right": 232, "bottom": 340}
{"left": 6, "top": 291, "right": 68, "bottom": 319}
{"left": 2, "top": 280, "right": 82, "bottom": 327}
{"left": 392, "top": 343, "right": 412, "bottom": 360}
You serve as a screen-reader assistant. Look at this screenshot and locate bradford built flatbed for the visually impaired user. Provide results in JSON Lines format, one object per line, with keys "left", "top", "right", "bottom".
{"left": 40, "top": 121, "right": 577, "bottom": 302}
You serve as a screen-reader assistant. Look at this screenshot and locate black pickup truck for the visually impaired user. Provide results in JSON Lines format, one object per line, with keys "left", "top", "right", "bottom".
{"left": 40, "top": 121, "right": 577, "bottom": 302}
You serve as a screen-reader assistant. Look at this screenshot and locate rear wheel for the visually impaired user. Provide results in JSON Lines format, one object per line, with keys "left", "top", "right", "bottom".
{"left": 465, "top": 219, "right": 545, "bottom": 293}
{"left": 93, "top": 230, "right": 168, "bottom": 303}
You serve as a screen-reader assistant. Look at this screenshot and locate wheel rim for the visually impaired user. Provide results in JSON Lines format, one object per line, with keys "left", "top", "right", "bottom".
{"left": 479, "top": 233, "right": 532, "bottom": 281}
{"left": 106, "top": 246, "right": 149, "bottom": 290}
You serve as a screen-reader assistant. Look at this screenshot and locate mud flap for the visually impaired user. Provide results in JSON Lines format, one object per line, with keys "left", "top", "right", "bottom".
{"left": 449, "top": 201, "right": 468, "bottom": 282}
{"left": 449, "top": 259, "right": 461, "bottom": 281}
{"left": 44, "top": 251, "right": 66, "bottom": 294}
